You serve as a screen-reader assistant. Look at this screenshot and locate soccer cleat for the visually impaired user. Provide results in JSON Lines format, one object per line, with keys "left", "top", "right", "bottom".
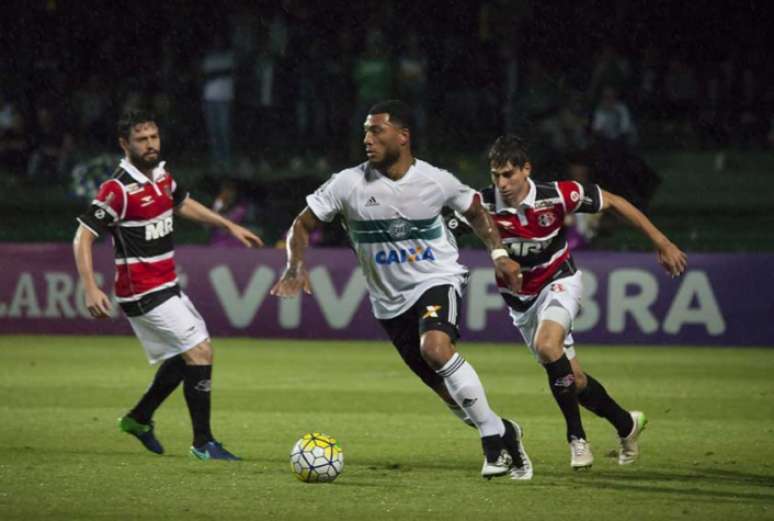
{"left": 501, "top": 419, "right": 533, "bottom": 480}
{"left": 118, "top": 416, "right": 164, "bottom": 455}
{"left": 190, "top": 441, "right": 242, "bottom": 461}
{"left": 619, "top": 411, "right": 648, "bottom": 465}
{"left": 480, "top": 435, "right": 513, "bottom": 479}
{"left": 569, "top": 436, "right": 593, "bottom": 470}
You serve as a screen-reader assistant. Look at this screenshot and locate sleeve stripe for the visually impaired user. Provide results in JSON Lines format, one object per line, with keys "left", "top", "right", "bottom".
{"left": 76, "top": 218, "right": 100, "bottom": 238}
{"left": 573, "top": 181, "right": 584, "bottom": 212}
{"left": 596, "top": 185, "right": 604, "bottom": 212}
{"left": 92, "top": 199, "right": 119, "bottom": 220}
{"left": 174, "top": 192, "right": 189, "bottom": 208}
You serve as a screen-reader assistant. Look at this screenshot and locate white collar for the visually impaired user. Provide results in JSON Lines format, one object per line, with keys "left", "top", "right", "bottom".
{"left": 495, "top": 178, "right": 536, "bottom": 213}
{"left": 120, "top": 158, "right": 167, "bottom": 184}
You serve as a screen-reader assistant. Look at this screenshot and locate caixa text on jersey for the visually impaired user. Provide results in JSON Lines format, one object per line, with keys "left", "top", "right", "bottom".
{"left": 374, "top": 246, "right": 436, "bottom": 265}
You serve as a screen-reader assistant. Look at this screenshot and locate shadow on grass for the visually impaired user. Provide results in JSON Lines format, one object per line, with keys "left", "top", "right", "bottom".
{"left": 573, "top": 467, "right": 774, "bottom": 504}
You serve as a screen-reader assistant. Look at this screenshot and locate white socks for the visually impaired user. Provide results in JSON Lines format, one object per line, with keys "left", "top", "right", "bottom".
{"left": 437, "top": 353, "right": 504, "bottom": 437}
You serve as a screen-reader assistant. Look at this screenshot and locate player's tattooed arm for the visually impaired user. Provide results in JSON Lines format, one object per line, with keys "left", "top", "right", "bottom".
{"left": 463, "top": 195, "right": 523, "bottom": 292}
{"left": 271, "top": 207, "right": 321, "bottom": 297}
{"left": 601, "top": 189, "right": 687, "bottom": 277}
{"left": 462, "top": 195, "right": 502, "bottom": 251}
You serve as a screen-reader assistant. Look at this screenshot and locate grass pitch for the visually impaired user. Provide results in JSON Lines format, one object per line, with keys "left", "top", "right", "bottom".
{"left": 0, "top": 336, "right": 773, "bottom": 520}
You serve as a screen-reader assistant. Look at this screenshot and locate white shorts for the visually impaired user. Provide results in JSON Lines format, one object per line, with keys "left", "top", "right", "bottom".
{"left": 127, "top": 292, "right": 210, "bottom": 365}
{"left": 508, "top": 270, "right": 583, "bottom": 364}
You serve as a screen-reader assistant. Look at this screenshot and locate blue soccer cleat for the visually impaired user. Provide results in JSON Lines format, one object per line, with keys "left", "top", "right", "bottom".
{"left": 190, "top": 441, "right": 242, "bottom": 461}
{"left": 118, "top": 416, "right": 164, "bottom": 455}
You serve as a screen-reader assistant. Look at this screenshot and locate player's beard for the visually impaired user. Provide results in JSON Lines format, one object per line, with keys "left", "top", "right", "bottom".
{"left": 129, "top": 150, "right": 162, "bottom": 172}
{"left": 368, "top": 146, "right": 400, "bottom": 171}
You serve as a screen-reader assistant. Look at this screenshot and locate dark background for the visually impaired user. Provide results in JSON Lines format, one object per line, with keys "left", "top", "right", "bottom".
{"left": 1, "top": 0, "right": 772, "bottom": 248}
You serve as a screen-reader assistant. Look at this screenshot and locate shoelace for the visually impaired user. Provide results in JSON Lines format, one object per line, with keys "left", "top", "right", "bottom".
{"left": 571, "top": 440, "right": 588, "bottom": 457}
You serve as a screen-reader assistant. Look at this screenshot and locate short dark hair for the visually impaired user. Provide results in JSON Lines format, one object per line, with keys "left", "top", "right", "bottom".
{"left": 368, "top": 100, "right": 414, "bottom": 131}
{"left": 488, "top": 134, "right": 530, "bottom": 168}
{"left": 117, "top": 109, "right": 157, "bottom": 140}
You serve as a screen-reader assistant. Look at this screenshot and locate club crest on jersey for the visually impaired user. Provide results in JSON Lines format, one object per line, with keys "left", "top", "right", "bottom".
{"left": 387, "top": 219, "right": 412, "bottom": 240}
{"left": 375, "top": 246, "right": 436, "bottom": 265}
{"left": 550, "top": 282, "right": 565, "bottom": 293}
{"left": 537, "top": 211, "right": 556, "bottom": 227}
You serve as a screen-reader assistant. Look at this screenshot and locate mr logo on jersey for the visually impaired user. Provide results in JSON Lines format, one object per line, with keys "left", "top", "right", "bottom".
{"left": 374, "top": 246, "right": 436, "bottom": 265}
{"left": 145, "top": 217, "right": 174, "bottom": 241}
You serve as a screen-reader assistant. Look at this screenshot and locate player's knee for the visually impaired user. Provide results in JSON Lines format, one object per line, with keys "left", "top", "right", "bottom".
{"left": 419, "top": 331, "right": 453, "bottom": 370}
{"left": 573, "top": 369, "right": 588, "bottom": 392}
{"left": 183, "top": 341, "right": 213, "bottom": 365}
{"left": 534, "top": 339, "right": 564, "bottom": 363}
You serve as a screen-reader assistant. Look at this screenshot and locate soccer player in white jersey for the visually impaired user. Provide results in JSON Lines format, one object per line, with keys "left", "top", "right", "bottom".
{"left": 451, "top": 134, "right": 686, "bottom": 470}
{"left": 271, "top": 100, "right": 533, "bottom": 480}
{"left": 73, "top": 110, "right": 263, "bottom": 460}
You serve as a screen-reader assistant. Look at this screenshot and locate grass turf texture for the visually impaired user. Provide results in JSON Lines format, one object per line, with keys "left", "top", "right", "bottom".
{"left": 1, "top": 336, "right": 773, "bottom": 520}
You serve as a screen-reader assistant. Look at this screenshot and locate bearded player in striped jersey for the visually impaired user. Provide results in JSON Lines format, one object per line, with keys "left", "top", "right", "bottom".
{"left": 455, "top": 135, "right": 687, "bottom": 470}
{"left": 271, "top": 100, "right": 533, "bottom": 480}
{"left": 73, "top": 110, "right": 263, "bottom": 460}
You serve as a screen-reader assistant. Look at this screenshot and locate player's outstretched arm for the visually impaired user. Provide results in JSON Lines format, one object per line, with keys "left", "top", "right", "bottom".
{"left": 176, "top": 197, "right": 263, "bottom": 247}
{"left": 270, "top": 207, "right": 321, "bottom": 298}
{"left": 73, "top": 225, "right": 112, "bottom": 318}
{"left": 462, "top": 195, "right": 523, "bottom": 292}
{"left": 600, "top": 189, "right": 687, "bottom": 277}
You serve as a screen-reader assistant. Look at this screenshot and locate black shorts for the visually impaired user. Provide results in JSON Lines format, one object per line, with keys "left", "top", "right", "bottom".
{"left": 378, "top": 284, "right": 462, "bottom": 390}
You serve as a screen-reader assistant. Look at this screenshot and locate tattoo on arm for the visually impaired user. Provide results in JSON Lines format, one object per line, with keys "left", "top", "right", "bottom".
{"left": 286, "top": 208, "right": 322, "bottom": 273}
{"left": 464, "top": 199, "right": 503, "bottom": 252}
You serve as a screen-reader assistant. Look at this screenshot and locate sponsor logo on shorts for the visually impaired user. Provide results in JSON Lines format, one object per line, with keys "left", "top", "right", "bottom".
{"left": 462, "top": 397, "right": 478, "bottom": 407}
{"left": 374, "top": 246, "right": 436, "bottom": 265}
{"left": 422, "top": 305, "right": 442, "bottom": 319}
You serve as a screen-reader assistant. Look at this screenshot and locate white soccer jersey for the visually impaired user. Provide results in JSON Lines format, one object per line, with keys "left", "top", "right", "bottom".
{"left": 307, "top": 159, "right": 476, "bottom": 319}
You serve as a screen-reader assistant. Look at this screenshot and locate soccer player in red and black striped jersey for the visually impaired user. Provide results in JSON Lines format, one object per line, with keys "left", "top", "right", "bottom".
{"left": 456, "top": 135, "right": 686, "bottom": 470}
{"left": 73, "top": 110, "right": 263, "bottom": 460}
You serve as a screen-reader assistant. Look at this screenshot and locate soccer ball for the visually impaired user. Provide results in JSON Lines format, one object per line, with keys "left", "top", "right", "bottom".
{"left": 289, "top": 432, "right": 344, "bottom": 483}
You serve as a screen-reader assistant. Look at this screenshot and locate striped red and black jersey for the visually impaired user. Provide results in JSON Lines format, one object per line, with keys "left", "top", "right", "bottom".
{"left": 76, "top": 158, "right": 189, "bottom": 315}
{"left": 480, "top": 179, "right": 603, "bottom": 310}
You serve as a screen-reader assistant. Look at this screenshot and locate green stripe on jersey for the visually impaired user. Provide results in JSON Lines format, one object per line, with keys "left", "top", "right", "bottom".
{"left": 348, "top": 216, "right": 443, "bottom": 244}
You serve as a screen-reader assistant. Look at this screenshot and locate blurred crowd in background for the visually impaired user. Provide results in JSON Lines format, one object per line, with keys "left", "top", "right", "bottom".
{"left": 1, "top": 0, "right": 772, "bottom": 246}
